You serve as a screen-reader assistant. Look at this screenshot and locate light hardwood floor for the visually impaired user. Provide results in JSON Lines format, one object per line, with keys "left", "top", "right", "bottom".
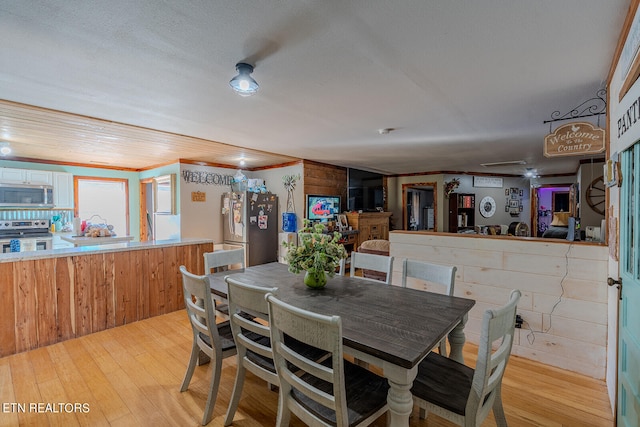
{"left": 0, "top": 310, "right": 614, "bottom": 427}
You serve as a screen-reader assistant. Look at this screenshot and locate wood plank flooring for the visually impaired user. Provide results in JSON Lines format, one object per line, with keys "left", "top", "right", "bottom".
{"left": 0, "top": 310, "right": 614, "bottom": 426}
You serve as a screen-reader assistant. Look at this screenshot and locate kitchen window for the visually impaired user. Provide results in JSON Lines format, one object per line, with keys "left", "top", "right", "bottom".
{"left": 75, "top": 177, "right": 129, "bottom": 236}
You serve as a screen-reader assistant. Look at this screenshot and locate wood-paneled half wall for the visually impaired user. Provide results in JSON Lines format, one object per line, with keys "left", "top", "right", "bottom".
{"left": 0, "top": 242, "right": 212, "bottom": 357}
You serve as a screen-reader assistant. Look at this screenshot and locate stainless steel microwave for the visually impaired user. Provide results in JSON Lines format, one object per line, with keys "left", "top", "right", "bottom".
{"left": 0, "top": 183, "right": 54, "bottom": 207}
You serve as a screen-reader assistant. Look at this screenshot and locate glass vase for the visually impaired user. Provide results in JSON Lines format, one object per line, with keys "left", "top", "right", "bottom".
{"left": 304, "top": 269, "right": 327, "bottom": 289}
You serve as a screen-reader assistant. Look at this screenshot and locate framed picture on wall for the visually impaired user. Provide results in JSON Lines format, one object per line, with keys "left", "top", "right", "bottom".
{"left": 505, "top": 189, "right": 510, "bottom": 196}
{"left": 509, "top": 200, "right": 519, "bottom": 208}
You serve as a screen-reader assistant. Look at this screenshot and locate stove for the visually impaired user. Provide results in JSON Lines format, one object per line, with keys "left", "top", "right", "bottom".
{"left": 0, "top": 220, "right": 53, "bottom": 252}
{"left": 0, "top": 219, "right": 51, "bottom": 239}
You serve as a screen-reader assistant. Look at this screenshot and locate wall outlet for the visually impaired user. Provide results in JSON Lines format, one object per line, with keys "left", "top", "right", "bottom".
{"left": 515, "top": 314, "right": 523, "bottom": 328}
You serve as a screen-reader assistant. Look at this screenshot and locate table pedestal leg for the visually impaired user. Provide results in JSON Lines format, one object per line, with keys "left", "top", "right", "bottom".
{"left": 448, "top": 313, "right": 468, "bottom": 364}
{"left": 383, "top": 364, "right": 417, "bottom": 427}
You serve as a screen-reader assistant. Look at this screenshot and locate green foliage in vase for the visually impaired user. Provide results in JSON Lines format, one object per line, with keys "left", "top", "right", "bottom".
{"left": 283, "top": 219, "right": 347, "bottom": 277}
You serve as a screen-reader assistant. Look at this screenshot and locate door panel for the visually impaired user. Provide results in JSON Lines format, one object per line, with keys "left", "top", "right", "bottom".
{"left": 618, "top": 143, "right": 640, "bottom": 426}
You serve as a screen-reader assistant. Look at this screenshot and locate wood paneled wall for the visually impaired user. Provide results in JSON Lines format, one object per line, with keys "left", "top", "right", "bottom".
{"left": 0, "top": 242, "right": 211, "bottom": 358}
{"left": 390, "top": 231, "right": 608, "bottom": 379}
{"left": 303, "top": 160, "right": 347, "bottom": 212}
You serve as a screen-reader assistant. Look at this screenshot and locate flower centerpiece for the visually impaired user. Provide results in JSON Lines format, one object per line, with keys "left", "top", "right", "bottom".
{"left": 283, "top": 219, "right": 348, "bottom": 289}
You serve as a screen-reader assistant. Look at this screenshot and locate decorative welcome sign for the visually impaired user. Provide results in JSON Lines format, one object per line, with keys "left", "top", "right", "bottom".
{"left": 182, "top": 169, "right": 234, "bottom": 185}
{"left": 544, "top": 122, "right": 605, "bottom": 158}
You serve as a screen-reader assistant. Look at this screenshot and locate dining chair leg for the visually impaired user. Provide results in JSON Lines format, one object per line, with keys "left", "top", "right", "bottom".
{"left": 492, "top": 385, "right": 508, "bottom": 427}
{"left": 202, "top": 355, "right": 223, "bottom": 425}
{"left": 180, "top": 341, "right": 199, "bottom": 392}
{"left": 275, "top": 391, "right": 291, "bottom": 427}
{"left": 437, "top": 339, "right": 448, "bottom": 357}
{"left": 224, "top": 364, "right": 247, "bottom": 426}
{"left": 419, "top": 407, "right": 427, "bottom": 419}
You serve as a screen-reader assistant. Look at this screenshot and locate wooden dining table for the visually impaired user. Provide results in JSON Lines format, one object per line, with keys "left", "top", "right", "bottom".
{"left": 207, "top": 262, "right": 475, "bottom": 427}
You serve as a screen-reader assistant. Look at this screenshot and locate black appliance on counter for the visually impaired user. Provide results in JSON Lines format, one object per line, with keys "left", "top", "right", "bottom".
{"left": 0, "top": 219, "right": 52, "bottom": 252}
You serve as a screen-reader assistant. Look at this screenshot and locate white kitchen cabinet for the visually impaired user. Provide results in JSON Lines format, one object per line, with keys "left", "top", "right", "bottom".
{"left": 0, "top": 168, "right": 26, "bottom": 182}
{"left": 0, "top": 167, "right": 53, "bottom": 185}
{"left": 26, "top": 170, "right": 53, "bottom": 184}
{"left": 53, "top": 172, "right": 74, "bottom": 209}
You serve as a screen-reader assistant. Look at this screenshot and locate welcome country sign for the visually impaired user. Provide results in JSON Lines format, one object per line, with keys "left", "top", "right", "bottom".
{"left": 544, "top": 122, "right": 605, "bottom": 157}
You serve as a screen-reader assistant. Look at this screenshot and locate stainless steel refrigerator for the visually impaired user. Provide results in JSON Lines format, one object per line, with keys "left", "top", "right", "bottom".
{"left": 222, "top": 191, "right": 279, "bottom": 266}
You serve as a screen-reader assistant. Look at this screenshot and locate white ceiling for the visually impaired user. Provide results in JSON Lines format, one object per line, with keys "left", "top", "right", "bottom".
{"left": 0, "top": 1, "right": 630, "bottom": 175}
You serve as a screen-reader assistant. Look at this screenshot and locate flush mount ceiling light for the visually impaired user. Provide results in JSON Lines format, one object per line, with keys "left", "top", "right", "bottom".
{"left": 229, "top": 63, "right": 259, "bottom": 96}
{"left": 0, "top": 143, "right": 11, "bottom": 156}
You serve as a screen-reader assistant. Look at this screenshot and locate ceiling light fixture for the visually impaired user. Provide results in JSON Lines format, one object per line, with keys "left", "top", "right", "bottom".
{"left": 0, "top": 143, "right": 11, "bottom": 156}
{"left": 229, "top": 63, "right": 259, "bottom": 96}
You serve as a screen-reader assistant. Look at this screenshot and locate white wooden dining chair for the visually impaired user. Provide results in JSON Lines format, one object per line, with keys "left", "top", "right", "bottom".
{"left": 349, "top": 251, "right": 394, "bottom": 285}
{"left": 204, "top": 248, "right": 245, "bottom": 274}
{"left": 224, "top": 277, "right": 279, "bottom": 426}
{"left": 224, "top": 277, "right": 330, "bottom": 426}
{"left": 411, "top": 289, "right": 521, "bottom": 426}
{"left": 266, "top": 293, "right": 389, "bottom": 427}
{"left": 402, "top": 259, "right": 457, "bottom": 356}
{"left": 203, "top": 248, "right": 245, "bottom": 318}
{"left": 179, "top": 265, "right": 237, "bottom": 426}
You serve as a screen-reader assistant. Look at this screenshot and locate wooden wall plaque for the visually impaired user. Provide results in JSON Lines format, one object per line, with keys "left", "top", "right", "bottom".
{"left": 544, "top": 122, "right": 605, "bottom": 157}
{"left": 191, "top": 191, "right": 206, "bottom": 202}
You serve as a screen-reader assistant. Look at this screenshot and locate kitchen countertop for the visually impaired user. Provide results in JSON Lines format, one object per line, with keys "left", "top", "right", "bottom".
{"left": 0, "top": 238, "right": 214, "bottom": 263}
{"left": 60, "top": 234, "right": 135, "bottom": 246}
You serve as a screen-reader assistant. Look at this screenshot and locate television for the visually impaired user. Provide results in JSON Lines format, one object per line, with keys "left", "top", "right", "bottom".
{"left": 306, "top": 194, "right": 341, "bottom": 222}
{"left": 348, "top": 168, "right": 384, "bottom": 212}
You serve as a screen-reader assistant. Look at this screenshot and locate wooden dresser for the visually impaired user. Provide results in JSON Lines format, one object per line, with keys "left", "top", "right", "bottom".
{"left": 345, "top": 212, "right": 392, "bottom": 248}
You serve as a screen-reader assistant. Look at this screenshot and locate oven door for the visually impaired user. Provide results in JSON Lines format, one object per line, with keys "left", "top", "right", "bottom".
{"left": 0, "top": 238, "right": 52, "bottom": 252}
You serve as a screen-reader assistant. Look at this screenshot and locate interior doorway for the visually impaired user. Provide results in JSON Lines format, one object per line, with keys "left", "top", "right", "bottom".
{"left": 140, "top": 178, "right": 153, "bottom": 241}
{"left": 532, "top": 184, "right": 572, "bottom": 237}
{"left": 402, "top": 182, "right": 437, "bottom": 231}
{"left": 139, "top": 174, "right": 178, "bottom": 242}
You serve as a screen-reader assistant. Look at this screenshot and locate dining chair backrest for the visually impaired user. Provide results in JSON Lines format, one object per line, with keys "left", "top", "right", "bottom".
{"left": 470, "top": 289, "right": 521, "bottom": 422}
{"left": 402, "top": 259, "right": 457, "bottom": 356}
{"left": 411, "top": 289, "right": 521, "bottom": 426}
{"left": 224, "top": 277, "right": 279, "bottom": 426}
{"left": 179, "top": 265, "right": 237, "bottom": 425}
{"left": 266, "top": 293, "right": 389, "bottom": 427}
{"left": 349, "top": 251, "right": 394, "bottom": 285}
{"left": 204, "top": 248, "right": 245, "bottom": 274}
{"left": 401, "top": 259, "right": 456, "bottom": 295}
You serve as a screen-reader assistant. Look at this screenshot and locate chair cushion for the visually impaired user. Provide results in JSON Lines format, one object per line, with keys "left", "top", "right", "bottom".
{"left": 198, "top": 320, "right": 236, "bottom": 352}
{"left": 291, "top": 359, "right": 389, "bottom": 426}
{"left": 411, "top": 352, "right": 474, "bottom": 416}
{"left": 359, "top": 239, "right": 390, "bottom": 252}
